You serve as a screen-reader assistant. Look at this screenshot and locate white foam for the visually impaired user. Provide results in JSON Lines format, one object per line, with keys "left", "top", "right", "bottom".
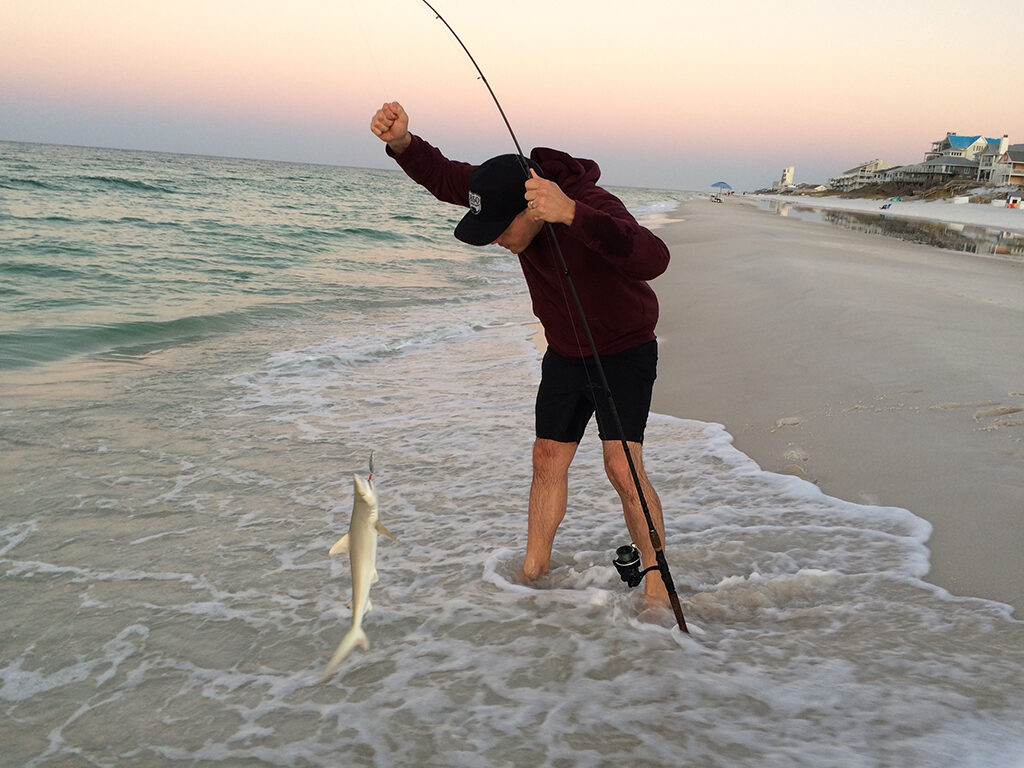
{"left": 3, "top": 292, "right": 1022, "bottom": 767}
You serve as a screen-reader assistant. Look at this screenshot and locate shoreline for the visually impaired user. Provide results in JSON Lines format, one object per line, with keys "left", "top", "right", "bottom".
{"left": 751, "top": 193, "right": 1024, "bottom": 234}
{"left": 651, "top": 197, "right": 1024, "bottom": 616}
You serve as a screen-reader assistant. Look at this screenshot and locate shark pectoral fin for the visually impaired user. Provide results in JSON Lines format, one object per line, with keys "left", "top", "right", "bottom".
{"left": 365, "top": 598, "right": 373, "bottom": 612}
{"left": 376, "top": 522, "right": 397, "bottom": 542}
{"left": 371, "top": 569, "right": 379, "bottom": 585}
{"left": 328, "top": 534, "right": 350, "bottom": 555}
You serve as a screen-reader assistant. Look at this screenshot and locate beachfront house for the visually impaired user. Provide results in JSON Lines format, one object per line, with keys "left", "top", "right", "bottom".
{"left": 986, "top": 143, "right": 1024, "bottom": 186}
{"left": 819, "top": 131, "right": 1020, "bottom": 193}
{"left": 883, "top": 155, "right": 979, "bottom": 186}
{"left": 925, "top": 132, "right": 1000, "bottom": 163}
{"left": 877, "top": 132, "right": 1020, "bottom": 189}
{"left": 829, "top": 159, "right": 894, "bottom": 191}
{"left": 927, "top": 132, "right": 1023, "bottom": 186}
{"left": 978, "top": 136, "right": 1010, "bottom": 182}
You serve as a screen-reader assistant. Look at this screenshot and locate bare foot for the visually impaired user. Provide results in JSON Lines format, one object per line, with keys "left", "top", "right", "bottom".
{"left": 637, "top": 600, "right": 675, "bottom": 627}
{"left": 517, "top": 562, "right": 549, "bottom": 584}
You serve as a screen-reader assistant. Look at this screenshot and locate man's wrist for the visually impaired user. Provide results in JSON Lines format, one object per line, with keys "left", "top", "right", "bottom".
{"left": 388, "top": 133, "right": 412, "bottom": 155}
{"left": 563, "top": 200, "right": 576, "bottom": 226}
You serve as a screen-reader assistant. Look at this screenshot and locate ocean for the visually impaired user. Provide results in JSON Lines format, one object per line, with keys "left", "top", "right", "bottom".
{"left": 2, "top": 141, "right": 1022, "bottom": 767}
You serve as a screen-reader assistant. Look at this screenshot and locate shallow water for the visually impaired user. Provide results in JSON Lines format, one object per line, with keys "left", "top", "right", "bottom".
{"left": 2, "top": 144, "right": 1023, "bottom": 766}
{"left": 757, "top": 199, "right": 1024, "bottom": 259}
{"left": 4, "top": 306, "right": 1023, "bottom": 766}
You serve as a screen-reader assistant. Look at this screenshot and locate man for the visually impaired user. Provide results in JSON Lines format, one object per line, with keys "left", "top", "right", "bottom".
{"left": 370, "top": 101, "right": 673, "bottom": 602}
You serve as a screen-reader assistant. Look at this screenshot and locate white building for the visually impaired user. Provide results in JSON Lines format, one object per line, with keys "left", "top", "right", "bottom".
{"left": 829, "top": 159, "right": 894, "bottom": 191}
{"left": 771, "top": 167, "right": 795, "bottom": 191}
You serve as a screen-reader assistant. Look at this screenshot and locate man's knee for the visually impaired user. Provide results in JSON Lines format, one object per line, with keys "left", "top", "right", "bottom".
{"left": 603, "top": 441, "right": 643, "bottom": 492}
{"left": 533, "top": 438, "right": 576, "bottom": 481}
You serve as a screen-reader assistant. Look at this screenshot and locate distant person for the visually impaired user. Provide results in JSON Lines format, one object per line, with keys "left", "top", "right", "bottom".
{"left": 370, "top": 101, "right": 674, "bottom": 603}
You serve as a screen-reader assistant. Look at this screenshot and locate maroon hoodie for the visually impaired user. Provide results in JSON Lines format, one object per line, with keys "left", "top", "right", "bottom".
{"left": 389, "top": 135, "right": 669, "bottom": 357}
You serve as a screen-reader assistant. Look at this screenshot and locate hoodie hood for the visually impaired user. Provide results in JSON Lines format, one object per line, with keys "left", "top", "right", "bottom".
{"left": 529, "top": 147, "right": 601, "bottom": 197}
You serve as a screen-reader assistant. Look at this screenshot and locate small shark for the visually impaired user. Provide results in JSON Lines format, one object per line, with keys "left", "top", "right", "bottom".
{"left": 323, "top": 464, "right": 396, "bottom": 679}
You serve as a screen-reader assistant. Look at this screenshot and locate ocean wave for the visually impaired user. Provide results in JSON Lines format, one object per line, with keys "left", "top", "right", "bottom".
{"left": 0, "top": 259, "right": 84, "bottom": 279}
{"left": 1, "top": 212, "right": 184, "bottom": 231}
{"left": 0, "top": 304, "right": 335, "bottom": 369}
{"left": 338, "top": 226, "right": 410, "bottom": 242}
{"left": 0, "top": 177, "right": 56, "bottom": 191}
{"left": 0, "top": 290, "right": 507, "bottom": 370}
{"left": 0, "top": 314, "right": 246, "bottom": 369}
{"left": 81, "top": 175, "right": 179, "bottom": 195}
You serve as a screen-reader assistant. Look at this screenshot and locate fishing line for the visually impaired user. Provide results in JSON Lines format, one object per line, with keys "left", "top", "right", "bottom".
{"left": 347, "top": 0, "right": 388, "bottom": 94}
{"left": 417, "top": 0, "right": 688, "bottom": 633}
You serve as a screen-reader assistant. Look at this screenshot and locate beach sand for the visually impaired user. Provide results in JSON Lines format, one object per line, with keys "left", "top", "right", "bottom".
{"left": 651, "top": 197, "right": 1024, "bottom": 616}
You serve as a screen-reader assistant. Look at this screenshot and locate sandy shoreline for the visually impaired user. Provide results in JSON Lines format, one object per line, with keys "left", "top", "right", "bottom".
{"left": 651, "top": 196, "right": 1024, "bottom": 616}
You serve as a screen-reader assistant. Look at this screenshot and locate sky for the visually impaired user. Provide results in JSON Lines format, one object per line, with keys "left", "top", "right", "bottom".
{"left": 2, "top": 0, "right": 1022, "bottom": 191}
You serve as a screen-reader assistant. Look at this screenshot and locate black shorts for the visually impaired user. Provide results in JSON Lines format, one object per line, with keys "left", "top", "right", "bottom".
{"left": 535, "top": 340, "right": 657, "bottom": 444}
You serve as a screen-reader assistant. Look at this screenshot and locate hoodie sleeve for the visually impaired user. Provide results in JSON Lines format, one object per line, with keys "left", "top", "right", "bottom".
{"left": 564, "top": 188, "right": 670, "bottom": 281}
{"left": 387, "top": 134, "right": 475, "bottom": 208}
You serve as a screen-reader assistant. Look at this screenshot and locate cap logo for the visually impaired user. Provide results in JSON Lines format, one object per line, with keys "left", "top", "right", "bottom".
{"left": 468, "top": 191, "right": 482, "bottom": 215}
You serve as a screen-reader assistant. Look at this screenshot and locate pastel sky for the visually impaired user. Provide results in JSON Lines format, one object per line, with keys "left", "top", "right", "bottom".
{"left": 2, "top": 0, "right": 1022, "bottom": 191}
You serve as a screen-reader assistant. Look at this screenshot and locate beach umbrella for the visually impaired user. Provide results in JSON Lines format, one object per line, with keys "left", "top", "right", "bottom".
{"left": 711, "top": 181, "right": 732, "bottom": 192}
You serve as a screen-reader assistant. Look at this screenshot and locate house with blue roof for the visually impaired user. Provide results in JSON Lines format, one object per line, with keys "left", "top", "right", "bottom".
{"left": 926, "top": 132, "right": 1002, "bottom": 163}
{"left": 883, "top": 131, "right": 1022, "bottom": 187}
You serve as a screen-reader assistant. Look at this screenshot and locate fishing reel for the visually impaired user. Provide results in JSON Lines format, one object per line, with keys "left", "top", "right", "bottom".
{"left": 612, "top": 544, "right": 658, "bottom": 588}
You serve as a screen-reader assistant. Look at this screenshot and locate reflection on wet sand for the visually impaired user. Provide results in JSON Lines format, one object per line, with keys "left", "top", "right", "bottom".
{"left": 761, "top": 201, "right": 1024, "bottom": 259}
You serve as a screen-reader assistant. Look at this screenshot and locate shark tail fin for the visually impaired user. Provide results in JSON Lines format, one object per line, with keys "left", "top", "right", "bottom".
{"left": 321, "top": 626, "right": 369, "bottom": 681}
{"left": 328, "top": 533, "right": 350, "bottom": 555}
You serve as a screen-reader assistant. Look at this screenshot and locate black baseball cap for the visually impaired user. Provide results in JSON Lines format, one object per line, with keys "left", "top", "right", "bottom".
{"left": 454, "top": 154, "right": 542, "bottom": 246}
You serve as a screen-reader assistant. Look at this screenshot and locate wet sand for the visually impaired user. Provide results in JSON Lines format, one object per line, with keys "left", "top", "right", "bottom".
{"left": 754, "top": 193, "right": 1024, "bottom": 233}
{"left": 651, "top": 197, "right": 1024, "bottom": 615}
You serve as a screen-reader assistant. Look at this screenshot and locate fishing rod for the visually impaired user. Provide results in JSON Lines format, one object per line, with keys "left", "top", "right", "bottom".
{"left": 418, "top": 0, "right": 688, "bottom": 633}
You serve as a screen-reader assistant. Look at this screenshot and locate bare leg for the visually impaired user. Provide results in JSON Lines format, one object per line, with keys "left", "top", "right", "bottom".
{"left": 519, "top": 438, "right": 578, "bottom": 582}
{"left": 602, "top": 440, "right": 669, "bottom": 603}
